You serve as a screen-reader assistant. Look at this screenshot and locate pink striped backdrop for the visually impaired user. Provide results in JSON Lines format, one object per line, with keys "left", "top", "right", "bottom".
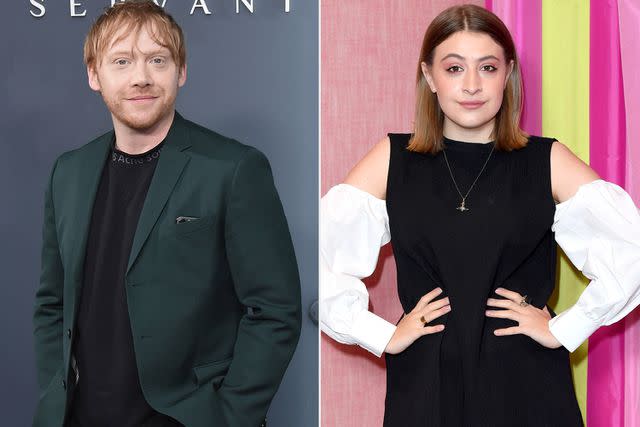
{"left": 321, "top": 1, "right": 640, "bottom": 425}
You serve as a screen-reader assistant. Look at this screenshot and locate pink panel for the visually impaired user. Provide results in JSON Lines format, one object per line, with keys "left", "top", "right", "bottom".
{"left": 619, "top": 0, "right": 640, "bottom": 426}
{"left": 588, "top": 0, "right": 627, "bottom": 425}
{"left": 321, "top": 1, "right": 484, "bottom": 426}
{"left": 488, "top": 0, "right": 542, "bottom": 136}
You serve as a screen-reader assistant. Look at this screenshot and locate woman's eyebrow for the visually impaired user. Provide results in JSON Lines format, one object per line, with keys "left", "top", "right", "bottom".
{"left": 440, "top": 53, "right": 500, "bottom": 62}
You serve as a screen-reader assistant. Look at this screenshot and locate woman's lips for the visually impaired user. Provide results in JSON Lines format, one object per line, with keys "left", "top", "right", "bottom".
{"left": 459, "top": 101, "right": 485, "bottom": 109}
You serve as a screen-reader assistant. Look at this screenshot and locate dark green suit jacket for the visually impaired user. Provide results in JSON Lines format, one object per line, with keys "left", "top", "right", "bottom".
{"left": 32, "top": 112, "right": 302, "bottom": 427}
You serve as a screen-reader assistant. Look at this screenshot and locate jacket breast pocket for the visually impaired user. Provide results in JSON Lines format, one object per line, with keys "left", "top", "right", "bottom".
{"left": 193, "top": 356, "right": 233, "bottom": 390}
{"left": 161, "top": 213, "right": 217, "bottom": 239}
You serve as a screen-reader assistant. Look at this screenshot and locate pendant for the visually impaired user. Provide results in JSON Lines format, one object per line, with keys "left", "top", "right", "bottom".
{"left": 457, "top": 199, "right": 469, "bottom": 212}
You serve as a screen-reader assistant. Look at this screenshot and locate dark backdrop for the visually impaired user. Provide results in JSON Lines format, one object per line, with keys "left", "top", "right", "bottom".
{"left": 0, "top": 1, "right": 318, "bottom": 425}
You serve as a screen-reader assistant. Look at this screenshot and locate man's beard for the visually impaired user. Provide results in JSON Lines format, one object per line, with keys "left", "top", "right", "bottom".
{"left": 103, "top": 92, "right": 174, "bottom": 131}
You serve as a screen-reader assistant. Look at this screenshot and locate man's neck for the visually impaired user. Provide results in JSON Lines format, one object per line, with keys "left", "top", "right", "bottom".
{"left": 112, "top": 110, "right": 175, "bottom": 155}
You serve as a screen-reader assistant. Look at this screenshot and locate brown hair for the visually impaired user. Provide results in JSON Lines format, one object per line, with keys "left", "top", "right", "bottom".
{"left": 83, "top": 0, "right": 186, "bottom": 69}
{"left": 408, "top": 4, "right": 528, "bottom": 154}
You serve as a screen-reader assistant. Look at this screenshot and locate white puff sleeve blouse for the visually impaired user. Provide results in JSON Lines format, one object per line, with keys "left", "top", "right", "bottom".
{"left": 320, "top": 179, "right": 640, "bottom": 356}
{"left": 319, "top": 184, "right": 397, "bottom": 357}
{"left": 549, "top": 179, "right": 640, "bottom": 352}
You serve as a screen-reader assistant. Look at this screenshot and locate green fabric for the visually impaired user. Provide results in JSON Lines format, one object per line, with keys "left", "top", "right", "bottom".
{"left": 33, "top": 112, "right": 302, "bottom": 427}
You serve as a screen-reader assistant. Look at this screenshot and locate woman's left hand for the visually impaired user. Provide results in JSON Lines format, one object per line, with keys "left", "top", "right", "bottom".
{"left": 485, "top": 288, "right": 563, "bottom": 349}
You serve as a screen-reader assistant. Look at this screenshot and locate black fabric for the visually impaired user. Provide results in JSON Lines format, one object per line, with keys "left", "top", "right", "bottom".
{"left": 68, "top": 137, "right": 182, "bottom": 427}
{"left": 383, "top": 134, "right": 583, "bottom": 427}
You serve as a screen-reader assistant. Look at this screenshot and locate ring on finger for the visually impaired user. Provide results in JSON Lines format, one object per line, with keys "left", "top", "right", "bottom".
{"left": 419, "top": 315, "right": 427, "bottom": 325}
{"left": 519, "top": 295, "right": 530, "bottom": 307}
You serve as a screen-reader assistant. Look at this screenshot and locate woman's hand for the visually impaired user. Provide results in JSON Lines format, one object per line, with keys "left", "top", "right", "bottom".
{"left": 385, "top": 287, "right": 450, "bottom": 355}
{"left": 486, "top": 288, "right": 562, "bottom": 349}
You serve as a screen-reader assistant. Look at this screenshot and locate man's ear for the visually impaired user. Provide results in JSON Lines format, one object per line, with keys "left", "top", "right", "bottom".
{"left": 178, "top": 63, "right": 187, "bottom": 88}
{"left": 87, "top": 65, "right": 101, "bottom": 92}
{"left": 421, "top": 61, "right": 437, "bottom": 93}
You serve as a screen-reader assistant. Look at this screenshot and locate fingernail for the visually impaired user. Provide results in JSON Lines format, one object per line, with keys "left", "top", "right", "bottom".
{"left": 445, "top": 306, "right": 451, "bottom": 311}
{"left": 436, "top": 287, "right": 443, "bottom": 292}
{"left": 495, "top": 288, "right": 503, "bottom": 293}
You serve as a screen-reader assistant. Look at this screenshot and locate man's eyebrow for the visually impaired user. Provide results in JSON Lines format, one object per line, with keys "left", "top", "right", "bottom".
{"left": 106, "top": 49, "right": 170, "bottom": 58}
{"left": 440, "top": 53, "right": 500, "bottom": 62}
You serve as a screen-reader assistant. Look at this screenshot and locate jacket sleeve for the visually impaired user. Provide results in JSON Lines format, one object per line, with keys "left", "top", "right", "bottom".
{"left": 319, "top": 184, "right": 396, "bottom": 357}
{"left": 33, "top": 156, "right": 65, "bottom": 391}
{"left": 549, "top": 179, "right": 640, "bottom": 352}
{"left": 218, "top": 147, "right": 302, "bottom": 426}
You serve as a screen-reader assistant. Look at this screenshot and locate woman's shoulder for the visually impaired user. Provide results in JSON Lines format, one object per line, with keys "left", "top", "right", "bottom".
{"left": 343, "top": 135, "right": 393, "bottom": 199}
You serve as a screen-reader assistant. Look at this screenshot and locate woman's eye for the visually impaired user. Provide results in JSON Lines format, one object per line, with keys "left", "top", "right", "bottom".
{"left": 481, "top": 65, "right": 497, "bottom": 72}
{"left": 447, "top": 65, "right": 463, "bottom": 73}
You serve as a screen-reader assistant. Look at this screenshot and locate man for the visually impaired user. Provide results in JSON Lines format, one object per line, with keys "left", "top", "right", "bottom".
{"left": 32, "top": 2, "right": 302, "bottom": 426}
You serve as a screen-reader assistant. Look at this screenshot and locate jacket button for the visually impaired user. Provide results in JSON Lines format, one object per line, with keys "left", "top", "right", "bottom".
{"left": 66, "top": 329, "right": 71, "bottom": 339}
{"left": 62, "top": 380, "right": 66, "bottom": 390}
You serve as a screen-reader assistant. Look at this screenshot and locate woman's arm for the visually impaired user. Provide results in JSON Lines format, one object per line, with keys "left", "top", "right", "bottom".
{"left": 320, "top": 136, "right": 449, "bottom": 356}
{"left": 320, "top": 136, "right": 394, "bottom": 357}
{"left": 548, "top": 140, "right": 640, "bottom": 352}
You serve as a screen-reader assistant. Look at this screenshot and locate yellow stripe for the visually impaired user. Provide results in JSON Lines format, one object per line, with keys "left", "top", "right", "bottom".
{"left": 542, "top": 0, "right": 590, "bottom": 424}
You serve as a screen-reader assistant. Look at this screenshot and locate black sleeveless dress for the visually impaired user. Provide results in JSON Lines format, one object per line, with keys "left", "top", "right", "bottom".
{"left": 383, "top": 133, "right": 583, "bottom": 427}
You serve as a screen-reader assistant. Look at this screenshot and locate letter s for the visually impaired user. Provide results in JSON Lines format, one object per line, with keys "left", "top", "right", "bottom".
{"left": 30, "top": 0, "right": 46, "bottom": 18}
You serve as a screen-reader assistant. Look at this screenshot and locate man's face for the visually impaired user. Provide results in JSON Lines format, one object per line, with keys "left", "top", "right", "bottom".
{"left": 87, "top": 24, "right": 186, "bottom": 131}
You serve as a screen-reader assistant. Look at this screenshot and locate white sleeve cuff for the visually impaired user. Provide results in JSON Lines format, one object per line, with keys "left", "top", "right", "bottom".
{"left": 351, "top": 310, "right": 397, "bottom": 357}
{"left": 548, "top": 303, "right": 599, "bottom": 352}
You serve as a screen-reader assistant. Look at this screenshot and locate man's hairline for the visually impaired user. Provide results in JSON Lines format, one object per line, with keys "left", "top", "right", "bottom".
{"left": 88, "top": 20, "right": 184, "bottom": 69}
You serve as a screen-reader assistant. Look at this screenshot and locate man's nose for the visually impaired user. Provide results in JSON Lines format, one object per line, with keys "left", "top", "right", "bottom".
{"left": 131, "top": 61, "right": 152, "bottom": 87}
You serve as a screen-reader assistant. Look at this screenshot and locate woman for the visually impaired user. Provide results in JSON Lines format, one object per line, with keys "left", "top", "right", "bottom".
{"left": 320, "top": 4, "right": 640, "bottom": 427}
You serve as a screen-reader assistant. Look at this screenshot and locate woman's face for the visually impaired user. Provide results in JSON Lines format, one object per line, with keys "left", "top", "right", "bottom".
{"left": 422, "top": 30, "right": 514, "bottom": 141}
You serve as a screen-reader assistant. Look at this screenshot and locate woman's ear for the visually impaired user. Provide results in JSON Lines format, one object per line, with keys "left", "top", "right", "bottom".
{"left": 421, "top": 62, "right": 437, "bottom": 93}
{"left": 504, "top": 59, "right": 514, "bottom": 90}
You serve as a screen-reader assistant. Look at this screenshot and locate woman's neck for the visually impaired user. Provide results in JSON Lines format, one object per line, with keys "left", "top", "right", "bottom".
{"left": 442, "top": 117, "right": 495, "bottom": 144}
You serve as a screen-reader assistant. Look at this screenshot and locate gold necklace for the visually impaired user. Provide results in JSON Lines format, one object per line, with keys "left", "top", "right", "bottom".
{"left": 441, "top": 140, "right": 495, "bottom": 212}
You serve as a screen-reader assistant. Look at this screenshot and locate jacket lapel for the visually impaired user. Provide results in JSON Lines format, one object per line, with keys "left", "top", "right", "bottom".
{"left": 126, "top": 111, "right": 192, "bottom": 275}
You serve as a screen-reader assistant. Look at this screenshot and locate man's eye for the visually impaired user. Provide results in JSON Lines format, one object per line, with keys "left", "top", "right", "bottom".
{"left": 151, "top": 57, "right": 165, "bottom": 64}
{"left": 447, "top": 65, "right": 463, "bottom": 73}
{"left": 115, "top": 59, "right": 129, "bottom": 66}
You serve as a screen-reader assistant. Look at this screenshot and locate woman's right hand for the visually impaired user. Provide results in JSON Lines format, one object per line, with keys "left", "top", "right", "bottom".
{"left": 384, "top": 287, "right": 451, "bottom": 354}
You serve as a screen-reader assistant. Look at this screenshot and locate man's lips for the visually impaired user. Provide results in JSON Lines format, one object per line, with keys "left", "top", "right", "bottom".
{"left": 127, "top": 95, "right": 158, "bottom": 101}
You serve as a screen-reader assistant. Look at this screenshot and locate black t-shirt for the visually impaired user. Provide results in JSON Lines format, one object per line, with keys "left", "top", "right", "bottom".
{"left": 68, "top": 137, "right": 182, "bottom": 427}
